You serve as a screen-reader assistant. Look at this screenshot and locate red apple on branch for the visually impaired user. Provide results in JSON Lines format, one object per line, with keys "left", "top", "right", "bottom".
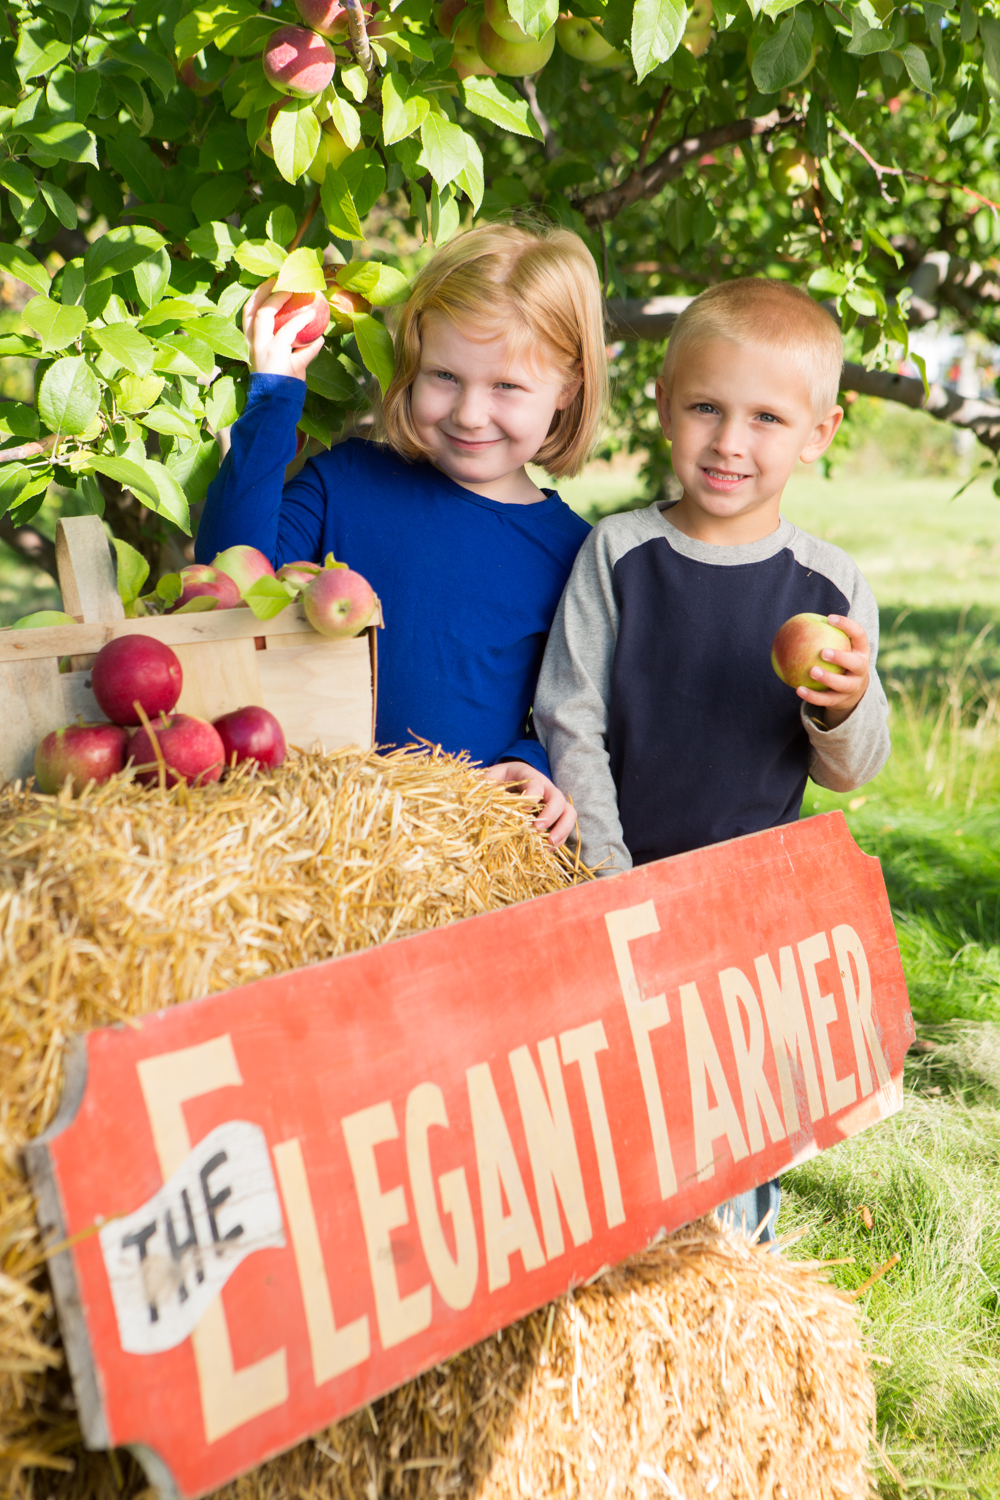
{"left": 263, "top": 25, "right": 337, "bottom": 97}
{"left": 771, "top": 613, "right": 849, "bottom": 691}
{"left": 213, "top": 706, "right": 288, "bottom": 769}
{"left": 34, "top": 723, "right": 129, "bottom": 795}
{"left": 91, "top": 636, "right": 183, "bottom": 727}
{"left": 303, "top": 553, "right": 376, "bottom": 638}
{"left": 129, "top": 714, "right": 225, "bottom": 787}
{"left": 272, "top": 291, "right": 332, "bottom": 346}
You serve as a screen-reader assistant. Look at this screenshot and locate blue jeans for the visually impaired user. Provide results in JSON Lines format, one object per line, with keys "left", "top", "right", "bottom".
{"left": 716, "top": 1176, "right": 781, "bottom": 1244}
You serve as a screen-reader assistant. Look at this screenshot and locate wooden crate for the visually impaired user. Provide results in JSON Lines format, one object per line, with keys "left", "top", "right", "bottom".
{"left": 0, "top": 515, "right": 380, "bottom": 784}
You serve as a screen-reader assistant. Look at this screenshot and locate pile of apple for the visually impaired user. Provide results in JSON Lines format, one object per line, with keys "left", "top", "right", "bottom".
{"left": 168, "top": 544, "right": 377, "bottom": 636}
{"left": 34, "top": 634, "right": 288, "bottom": 795}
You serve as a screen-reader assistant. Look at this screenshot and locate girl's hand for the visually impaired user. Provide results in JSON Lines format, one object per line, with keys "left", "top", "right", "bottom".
{"left": 482, "top": 761, "right": 577, "bottom": 847}
{"left": 243, "top": 278, "right": 326, "bottom": 380}
{"left": 796, "top": 614, "right": 871, "bottom": 727}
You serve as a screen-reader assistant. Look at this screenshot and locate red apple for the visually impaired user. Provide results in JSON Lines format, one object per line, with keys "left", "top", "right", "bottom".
{"left": 129, "top": 714, "right": 225, "bottom": 787}
{"left": 262, "top": 25, "right": 337, "bottom": 97}
{"left": 295, "top": 0, "right": 370, "bottom": 38}
{"left": 771, "top": 613, "right": 849, "bottom": 691}
{"left": 322, "top": 274, "right": 371, "bottom": 329}
{"left": 258, "top": 99, "right": 291, "bottom": 158}
{"left": 273, "top": 291, "right": 331, "bottom": 346}
{"left": 211, "top": 545, "right": 276, "bottom": 596}
{"left": 303, "top": 556, "right": 376, "bottom": 638}
{"left": 213, "top": 706, "right": 287, "bottom": 769}
{"left": 91, "top": 636, "right": 184, "bottom": 727}
{"left": 34, "top": 723, "right": 129, "bottom": 795}
{"left": 437, "top": 0, "right": 468, "bottom": 37}
{"left": 170, "top": 564, "right": 241, "bottom": 612}
{"left": 276, "top": 559, "right": 322, "bottom": 591}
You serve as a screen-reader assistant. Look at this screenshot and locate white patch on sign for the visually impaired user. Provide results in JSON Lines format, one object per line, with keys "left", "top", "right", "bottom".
{"left": 99, "top": 1120, "right": 285, "bottom": 1356}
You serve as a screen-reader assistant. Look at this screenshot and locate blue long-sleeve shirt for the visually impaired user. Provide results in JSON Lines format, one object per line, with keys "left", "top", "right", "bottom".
{"left": 197, "top": 374, "right": 590, "bottom": 771}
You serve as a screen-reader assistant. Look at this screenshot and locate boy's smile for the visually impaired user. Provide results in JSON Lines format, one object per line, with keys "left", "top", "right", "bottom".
{"left": 655, "top": 339, "right": 843, "bottom": 545}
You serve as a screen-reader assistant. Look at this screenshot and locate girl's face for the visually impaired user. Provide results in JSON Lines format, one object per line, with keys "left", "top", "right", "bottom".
{"left": 409, "top": 313, "right": 580, "bottom": 504}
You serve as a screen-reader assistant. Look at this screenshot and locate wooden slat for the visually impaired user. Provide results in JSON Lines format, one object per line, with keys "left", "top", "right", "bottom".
{"left": 174, "top": 638, "right": 265, "bottom": 723}
{"left": 55, "top": 517, "right": 125, "bottom": 624}
{"left": 256, "top": 636, "right": 373, "bottom": 751}
{"left": 0, "top": 658, "right": 66, "bottom": 782}
{"left": 0, "top": 601, "right": 383, "bottom": 664}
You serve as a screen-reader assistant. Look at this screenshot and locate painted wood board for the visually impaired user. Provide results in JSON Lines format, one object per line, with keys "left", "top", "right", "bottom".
{"left": 27, "top": 811, "right": 913, "bottom": 1500}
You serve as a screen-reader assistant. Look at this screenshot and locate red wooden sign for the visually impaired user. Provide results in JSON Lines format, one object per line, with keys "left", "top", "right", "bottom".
{"left": 28, "top": 811, "right": 912, "bottom": 1499}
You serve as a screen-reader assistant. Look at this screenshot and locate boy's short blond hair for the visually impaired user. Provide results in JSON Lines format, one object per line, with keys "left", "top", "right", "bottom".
{"left": 661, "top": 278, "right": 844, "bottom": 416}
{"left": 376, "top": 222, "right": 609, "bottom": 479}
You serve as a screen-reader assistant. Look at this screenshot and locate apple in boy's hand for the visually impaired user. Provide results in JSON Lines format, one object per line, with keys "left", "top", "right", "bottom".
{"left": 130, "top": 714, "right": 225, "bottom": 787}
{"left": 277, "top": 560, "right": 322, "bottom": 592}
{"left": 212, "top": 545, "right": 276, "bottom": 596}
{"left": 771, "top": 613, "right": 850, "bottom": 691}
{"left": 34, "top": 723, "right": 129, "bottom": 795}
{"left": 171, "top": 564, "right": 241, "bottom": 612}
{"left": 214, "top": 706, "right": 287, "bottom": 769}
{"left": 303, "top": 554, "right": 376, "bottom": 638}
{"left": 91, "top": 636, "right": 184, "bottom": 726}
{"left": 272, "top": 291, "right": 331, "bottom": 347}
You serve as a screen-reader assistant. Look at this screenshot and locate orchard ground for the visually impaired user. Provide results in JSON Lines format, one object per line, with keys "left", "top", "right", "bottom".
{"left": 4, "top": 409, "right": 1000, "bottom": 1496}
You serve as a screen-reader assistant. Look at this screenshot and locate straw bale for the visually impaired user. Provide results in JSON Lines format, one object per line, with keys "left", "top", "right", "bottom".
{"left": 0, "top": 746, "right": 874, "bottom": 1500}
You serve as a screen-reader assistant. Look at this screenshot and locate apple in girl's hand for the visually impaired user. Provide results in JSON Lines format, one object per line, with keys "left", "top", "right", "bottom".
{"left": 171, "top": 564, "right": 241, "bottom": 611}
{"left": 277, "top": 560, "right": 322, "bottom": 592}
{"left": 34, "top": 723, "right": 129, "bottom": 795}
{"left": 213, "top": 706, "right": 287, "bottom": 769}
{"left": 211, "top": 545, "right": 276, "bottom": 596}
{"left": 303, "top": 554, "right": 376, "bottom": 638}
{"left": 771, "top": 613, "right": 849, "bottom": 691}
{"left": 272, "top": 291, "right": 332, "bottom": 346}
{"left": 91, "top": 636, "right": 184, "bottom": 726}
{"left": 130, "top": 714, "right": 225, "bottom": 787}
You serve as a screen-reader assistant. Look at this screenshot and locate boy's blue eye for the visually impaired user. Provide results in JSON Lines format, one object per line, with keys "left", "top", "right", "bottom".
{"left": 694, "top": 403, "right": 716, "bottom": 414}
{"left": 757, "top": 412, "right": 780, "bottom": 423}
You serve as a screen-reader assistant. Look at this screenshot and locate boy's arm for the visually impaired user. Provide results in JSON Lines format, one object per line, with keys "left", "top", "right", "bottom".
{"left": 534, "top": 529, "right": 630, "bottom": 875}
{"left": 803, "top": 569, "right": 890, "bottom": 791}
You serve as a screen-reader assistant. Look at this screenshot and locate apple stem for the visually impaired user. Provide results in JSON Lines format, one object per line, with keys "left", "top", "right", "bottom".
{"left": 344, "top": 0, "right": 375, "bottom": 79}
{"left": 288, "top": 190, "right": 321, "bottom": 253}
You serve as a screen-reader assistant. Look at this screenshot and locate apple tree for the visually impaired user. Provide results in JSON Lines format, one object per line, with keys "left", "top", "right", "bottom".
{"left": 2, "top": 0, "right": 999, "bottom": 585}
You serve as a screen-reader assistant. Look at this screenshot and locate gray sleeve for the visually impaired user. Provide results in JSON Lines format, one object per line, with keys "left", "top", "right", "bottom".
{"left": 534, "top": 527, "right": 632, "bottom": 876}
{"left": 800, "top": 555, "right": 891, "bottom": 791}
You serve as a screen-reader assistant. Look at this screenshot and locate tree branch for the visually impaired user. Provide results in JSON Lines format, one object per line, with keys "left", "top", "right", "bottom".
{"left": 606, "top": 296, "right": 1000, "bottom": 455}
{"left": 345, "top": 0, "right": 375, "bottom": 79}
{"left": 578, "top": 108, "right": 791, "bottom": 225}
{"left": 518, "top": 77, "right": 558, "bottom": 161}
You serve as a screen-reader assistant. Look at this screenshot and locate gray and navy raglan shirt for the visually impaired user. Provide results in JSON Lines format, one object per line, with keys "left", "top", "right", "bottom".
{"left": 534, "top": 503, "right": 890, "bottom": 875}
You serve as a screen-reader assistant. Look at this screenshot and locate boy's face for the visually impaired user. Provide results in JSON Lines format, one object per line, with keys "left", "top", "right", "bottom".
{"left": 655, "top": 338, "right": 843, "bottom": 544}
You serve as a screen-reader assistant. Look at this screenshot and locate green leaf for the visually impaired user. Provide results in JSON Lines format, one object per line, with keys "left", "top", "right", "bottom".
{"left": 82, "top": 455, "right": 191, "bottom": 532}
{"left": 460, "top": 76, "right": 542, "bottom": 140}
{"left": 827, "top": 46, "right": 860, "bottom": 111}
{"left": 382, "top": 74, "right": 430, "bottom": 145}
{"left": 807, "top": 266, "right": 849, "bottom": 295}
{"left": 751, "top": 9, "right": 813, "bottom": 91}
{"left": 153, "top": 333, "right": 216, "bottom": 379}
{"left": 321, "top": 166, "right": 364, "bottom": 239}
{"left": 244, "top": 575, "right": 296, "bottom": 619}
{"left": 83, "top": 225, "right": 168, "bottom": 285}
{"left": 339, "top": 148, "right": 386, "bottom": 220}
{"left": 113, "top": 537, "right": 151, "bottom": 611}
{"left": 22, "top": 295, "right": 86, "bottom": 353}
{"left": 156, "top": 572, "right": 183, "bottom": 605}
{"left": 419, "top": 115, "right": 471, "bottom": 193}
{"left": 105, "top": 127, "right": 163, "bottom": 202}
{"left": 266, "top": 204, "right": 297, "bottom": 246}
{"left": 138, "top": 298, "right": 206, "bottom": 331}
{"left": 845, "top": 285, "right": 878, "bottom": 316}
{"left": 6, "top": 471, "right": 52, "bottom": 526}
{"left": 15, "top": 34, "right": 70, "bottom": 82}
{"left": 20, "top": 118, "right": 98, "bottom": 166}
{"left": 631, "top": 0, "right": 686, "bottom": 83}
{"left": 233, "top": 238, "right": 286, "bottom": 278}
{"left": 352, "top": 313, "right": 395, "bottom": 395}
{"left": 37, "top": 356, "right": 101, "bottom": 435}
{"left": 865, "top": 223, "right": 903, "bottom": 268}
{"left": 846, "top": 6, "right": 894, "bottom": 53}
{"left": 325, "top": 91, "right": 361, "bottom": 149}
{"left": 186, "top": 220, "right": 246, "bottom": 266}
{"left": 0, "top": 335, "right": 42, "bottom": 357}
{"left": 205, "top": 373, "right": 245, "bottom": 430}
{"left": 336, "top": 261, "right": 410, "bottom": 307}
{"left": 191, "top": 314, "right": 249, "bottom": 362}
{"left": 117, "top": 372, "right": 165, "bottom": 413}
{"left": 271, "top": 99, "right": 320, "bottom": 184}
{"left": 39, "top": 180, "right": 78, "bottom": 230}
{"left": 0, "top": 403, "right": 40, "bottom": 439}
{"left": 133, "top": 248, "right": 172, "bottom": 309}
{"left": 339, "top": 62, "right": 368, "bottom": 101}
{"left": 960, "top": 0, "right": 977, "bottom": 43}
{"left": 0, "top": 160, "right": 36, "bottom": 206}
{"left": 504, "top": 0, "right": 559, "bottom": 37}
{"left": 0, "top": 244, "right": 48, "bottom": 295}
{"left": 306, "top": 348, "right": 358, "bottom": 402}
{"left": 141, "top": 404, "right": 201, "bottom": 439}
{"left": 106, "top": 38, "right": 176, "bottom": 101}
{"left": 165, "top": 437, "right": 220, "bottom": 504}
{"left": 274, "top": 246, "right": 326, "bottom": 293}
{"left": 663, "top": 195, "right": 694, "bottom": 253}
{"left": 895, "top": 41, "right": 933, "bottom": 92}
{"left": 174, "top": 0, "right": 259, "bottom": 59}
{"left": 93, "top": 322, "right": 157, "bottom": 377}
{"left": 820, "top": 156, "right": 843, "bottom": 203}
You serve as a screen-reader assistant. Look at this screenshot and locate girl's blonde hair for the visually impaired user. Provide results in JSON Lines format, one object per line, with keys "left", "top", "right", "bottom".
{"left": 661, "top": 278, "right": 844, "bottom": 416}
{"left": 375, "top": 222, "right": 609, "bottom": 479}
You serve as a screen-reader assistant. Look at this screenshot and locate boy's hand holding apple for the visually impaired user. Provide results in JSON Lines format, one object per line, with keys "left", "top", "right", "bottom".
{"left": 774, "top": 612, "right": 871, "bottom": 727}
{"left": 244, "top": 278, "right": 328, "bottom": 381}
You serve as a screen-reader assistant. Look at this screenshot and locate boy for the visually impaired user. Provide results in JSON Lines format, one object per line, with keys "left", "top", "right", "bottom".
{"left": 533, "top": 278, "right": 890, "bottom": 1240}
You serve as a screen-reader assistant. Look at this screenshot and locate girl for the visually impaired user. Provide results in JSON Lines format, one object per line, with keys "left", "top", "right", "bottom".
{"left": 196, "top": 223, "right": 608, "bottom": 845}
